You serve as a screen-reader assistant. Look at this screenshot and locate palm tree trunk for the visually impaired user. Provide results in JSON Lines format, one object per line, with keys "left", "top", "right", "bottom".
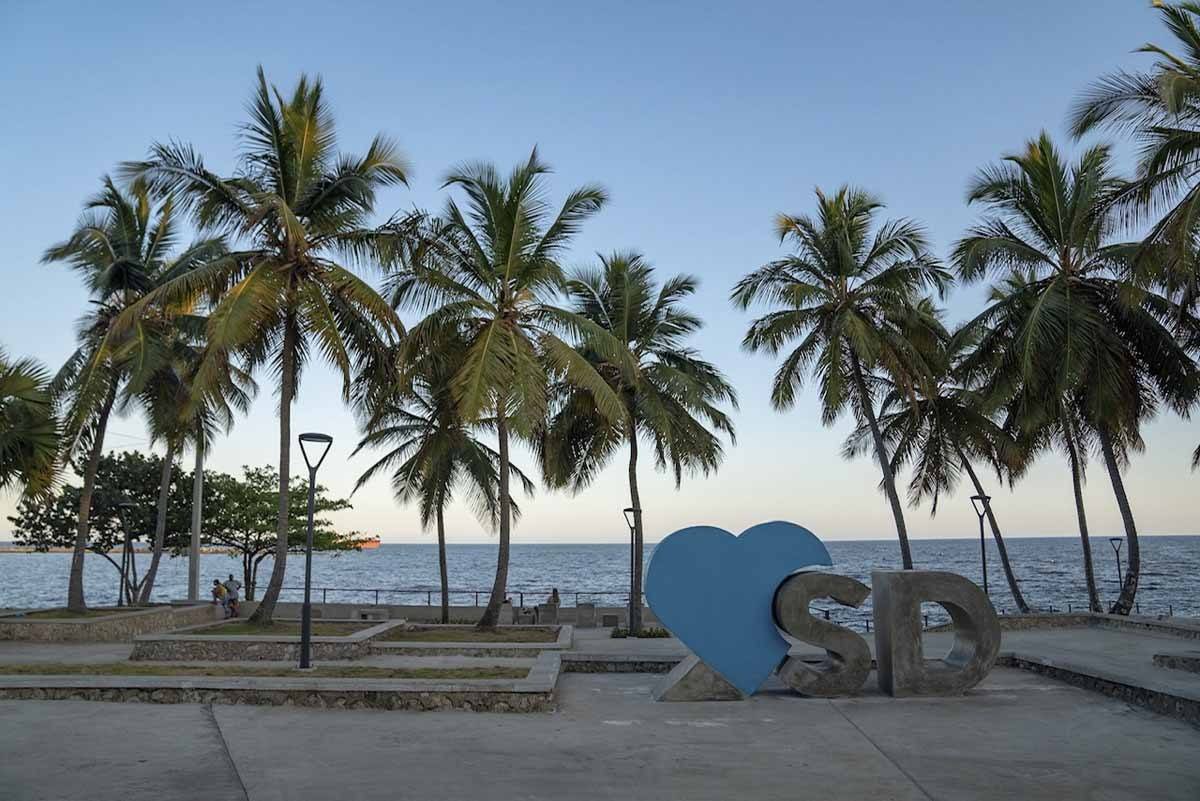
{"left": 956, "top": 448, "right": 1030, "bottom": 613}
{"left": 250, "top": 318, "right": 297, "bottom": 625}
{"left": 188, "top": 438, "right": 203, "bottom": 602}
{"left": 1099, "top": 429, "right": 1140, "bottom": 616}
{"left": 626, "top": 416, "right": 645, "bottom": 635}
{"left": 477, "top": 401, "right": 510, "bottom": 629}
{"left": 849, "top": 353, "right": 913, "bottom": 569}
{"left": 67, "top": 380, "right": 119, "bottom": 612}
{"left": 138, "top": 441, "right": 177, "bottom": 603}
{"left": 1063, "top": 425, "right": 1102, "bottom": 612}
{"left": 436, "top": 504, "right": 449, "bottom": 625}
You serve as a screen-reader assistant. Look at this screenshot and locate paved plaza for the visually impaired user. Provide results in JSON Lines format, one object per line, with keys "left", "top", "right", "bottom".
{"left": 2, "top": 667, "right": 1198, "bottom": 801}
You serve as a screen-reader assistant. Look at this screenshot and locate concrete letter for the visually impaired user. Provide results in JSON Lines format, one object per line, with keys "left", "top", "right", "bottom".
{"left": 772, "top": 571, "right": 872, "bottom": 697}
{"left": 872, "top": 570, "right": 1001, "bottom": 697}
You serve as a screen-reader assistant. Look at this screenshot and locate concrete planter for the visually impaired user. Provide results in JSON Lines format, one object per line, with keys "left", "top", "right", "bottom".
{"left": 129, "top": 618, "right": 405, "bottom": 661}
{"left": 0, "top": 604, "right": 220, "bottom": 642}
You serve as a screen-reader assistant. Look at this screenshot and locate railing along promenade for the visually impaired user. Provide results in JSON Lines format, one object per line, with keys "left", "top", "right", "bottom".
{"left": 276, "top": 585, "right": 1188, "bottom": 631}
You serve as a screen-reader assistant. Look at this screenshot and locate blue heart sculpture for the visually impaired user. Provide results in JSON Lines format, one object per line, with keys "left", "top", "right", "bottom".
{"left": 645, "top": 521, "right": 832, "bottom": 695}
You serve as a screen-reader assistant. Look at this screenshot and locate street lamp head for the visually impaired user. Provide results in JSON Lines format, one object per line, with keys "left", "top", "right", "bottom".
{"left": 298, "top": 432, "right": 333, "bottom": 472}
{"left": 623, "top": 507, "right": 639, "bottom": 529}
{"left": 969, "top": 494, "right": 991, "bottom": 517}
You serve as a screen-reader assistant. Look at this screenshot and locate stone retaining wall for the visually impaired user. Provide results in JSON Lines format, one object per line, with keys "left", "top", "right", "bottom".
{"left": 998, "top": 654, "right": 1199, "bottom": 726}
{"left": 0, "top": 604, "right": 219, "bottom": 642}
{"left": 0, "top": 685, "right": 552, "bottom": 712}
{"left": 129, "top": 619, "right": 402, "bottom": 661}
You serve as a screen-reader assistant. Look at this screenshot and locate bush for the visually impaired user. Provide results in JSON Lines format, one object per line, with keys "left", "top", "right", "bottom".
{"left": 610, "top": 626, "right": 671, "bottom": 639}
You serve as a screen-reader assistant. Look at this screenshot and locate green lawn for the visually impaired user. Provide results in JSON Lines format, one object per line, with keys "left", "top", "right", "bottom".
{"left": 380, "top": 626, "right": 558, "bottom": 643}
{"left": 192, "top": 621, "right": 370, "bottom": 637}
{"left": 0, "top": 663, "right": 527, "bottom": 680}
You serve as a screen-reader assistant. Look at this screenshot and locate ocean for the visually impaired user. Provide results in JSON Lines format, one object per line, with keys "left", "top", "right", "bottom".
{"left": 2, "top": 535, "right": 1197, "bottom": 620}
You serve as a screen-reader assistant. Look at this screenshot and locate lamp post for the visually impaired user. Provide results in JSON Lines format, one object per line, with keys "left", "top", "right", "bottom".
{"left": 969, "top": 494, "right": 991, "bottom": 597}
{"left": 622, "top": 507, "right": 639, "bottom": 630}
{"left": 1109, "top": 537, "right": 1124, "bottom": 590}
{"left": 297, "top": 432, "right": 333, "bottom": 670}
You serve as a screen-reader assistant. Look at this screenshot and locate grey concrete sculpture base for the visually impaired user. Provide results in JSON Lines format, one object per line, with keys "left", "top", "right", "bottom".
{"left": 773, "top": 571, "right": 872, "bottom": 697}
{"left": 872, "top": 570, "right": 1001, "bottom": 697}
{"left": 652, "top": 654, "right": 746, "bottom": 701}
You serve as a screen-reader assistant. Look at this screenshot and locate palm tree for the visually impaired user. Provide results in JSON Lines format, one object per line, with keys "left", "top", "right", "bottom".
{"left": 121, "top": 67, "right": 407, "bottom": 624}
{"left": 132, "top": 320, "right": 255, "bottom": 602}
{"left": 844, "top": 318, "right": 1031, "bottom": 611}
{"left": 1070, "top": 0, "right": 1200, "bottom": 287}
{"left": 0, "top": 350, "right": 60, "bottom": 499}
{"left": 44, "top": 178, "right": 223, "bottom": 612}
{"left": 731, "top": 187, "right": 951, "bottom": 569}
{"left": 390, "top": 149, "right": 627, "bottom": 627}
{"left": 353, "top": 346, "right": 534, "bottom": 623}
{"left": 952, "top": 133, "right": 1199, "bottom": 615}
{"left": 541, "top": 252, "right": 737, "bottom": 632}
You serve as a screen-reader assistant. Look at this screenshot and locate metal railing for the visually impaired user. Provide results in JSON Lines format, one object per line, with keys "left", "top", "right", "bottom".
{"left": 274, "top": 585, "right": 1187, "bottom": 631}
{"left": 279, "top": 586, "right": 644, "bottom": 609}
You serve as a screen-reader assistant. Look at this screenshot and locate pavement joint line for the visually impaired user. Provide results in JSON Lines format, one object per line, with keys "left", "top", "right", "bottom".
{"left": 829, "top": 700, "right": 938, "bottom": 801}
{"left": 205, "top": 702, "right": 250, "bottom": 801}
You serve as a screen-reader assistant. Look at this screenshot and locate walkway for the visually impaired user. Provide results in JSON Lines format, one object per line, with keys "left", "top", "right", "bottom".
{"left": 2, "top": 667, "right": 1198, "bottom": 800}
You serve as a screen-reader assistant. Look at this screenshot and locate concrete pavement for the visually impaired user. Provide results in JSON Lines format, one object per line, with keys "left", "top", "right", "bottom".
{"left": 2, "top": 668, "right": 1198, "bottom": 800}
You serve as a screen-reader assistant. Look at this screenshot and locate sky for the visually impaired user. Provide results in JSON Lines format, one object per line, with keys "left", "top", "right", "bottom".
{"left": 0, "top": 1, "right": 1195, "bottom": 545}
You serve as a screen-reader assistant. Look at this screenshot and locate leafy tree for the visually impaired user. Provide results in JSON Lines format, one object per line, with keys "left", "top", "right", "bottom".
{"left": 844, "top": 317, "right": 1031, "bottom": 611}
{"left": 390, "top": 149, "right": 626, "bottom": 627}
{"left": 10, "top": 450, "right": 192, "bottom": 603}
{"left": 731, "top": 187, "right": 950, "bottom": 569}
{"left": 203, "top": 466, "right": 361, "bottom": 601}
{"left": 44, "top": 179, "right": 223, "bottom": 611}
{"left": 0, "top": 349, "right": 60, "bottom": 500}
{"left": 353, "top": 343, "right": 534, "bottom": 623}
{"left": 953, "top": 133, "right": 1199, "bottom": 614}
{"left": 542, "top": 252, "right": 737, "bottom": 632}
{"left": 120, "top": 67, "right": 407, "bottom": 624}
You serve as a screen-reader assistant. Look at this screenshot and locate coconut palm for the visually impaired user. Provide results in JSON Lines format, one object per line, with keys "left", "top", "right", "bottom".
{"left": 952, "top": 132, "right": 1199, "bottom": 614}
{"left": 731, "top": 187, "right": 951, "bottom": 569}
{"left": 844, "top": 318, "right": 1031, "bottom": 611}
{"left": 353, "top": 345, "right": 534, "bottom": 623}
{"left": 1070, "top": 0, "right": 1200, "bottom": 292}
{"left": 44, "top": 178, "right": 223, "bottom": 612}
{"left": 131, "top": 321, "right": 255, "bottom": 602}
{"left": 120, "top": 67, "right": 407, "bottom": 624}
{"left": 0, "top": 350, "right": 60, "bottom": 499}
{"left": 390, "top": 149, "right": 627, "bottom": 627}
{"left": 541, "top": 252, "right": 737, "bottom": 632}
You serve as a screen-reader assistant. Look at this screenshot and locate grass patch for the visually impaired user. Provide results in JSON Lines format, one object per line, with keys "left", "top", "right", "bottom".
{"left": 380, "top": 626, "right": 558, "bottom": 643}
{"left": 0, "top": 663, "right": 527, "bottom": 680}
{"left": 610, "top": 626, "right": 672, "bottom": 639}
{"left": 18, "top": 607, "right": 131, "bottom": 620}
{"left": 191, "top": 621, "right": 370, "bottom": 637}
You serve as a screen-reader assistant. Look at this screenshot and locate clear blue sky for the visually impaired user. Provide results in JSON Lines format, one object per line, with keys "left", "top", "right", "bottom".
{"left": 1, "top": 1, "right": 1194, "bottom": 544}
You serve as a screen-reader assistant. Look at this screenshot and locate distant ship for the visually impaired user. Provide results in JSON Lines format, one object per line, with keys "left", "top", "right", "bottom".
{"left": 359, "top": 537, "right": 381, "bottom": 550}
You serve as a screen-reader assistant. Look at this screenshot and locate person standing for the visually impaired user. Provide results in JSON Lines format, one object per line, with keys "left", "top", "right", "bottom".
{"left": 224, "top": 574, "right": 242, "bottom": 618}
{"left": 211, "top": 579, "right": 228, "bottom": 617}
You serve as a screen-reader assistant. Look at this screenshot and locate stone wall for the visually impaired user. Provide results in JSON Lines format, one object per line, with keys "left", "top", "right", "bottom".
{"left": 129, "top": 638, "right": 368, "bottom": 661}
{"left": 0, "top": 604, "right": 219, "bottom": 642}
{"left": 0, "top": 686, "right": 553, "bottom": 712}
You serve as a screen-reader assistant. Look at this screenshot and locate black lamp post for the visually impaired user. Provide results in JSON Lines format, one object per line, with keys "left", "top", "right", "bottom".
{"left": 622, "top": 507, "right": 639, "bottom": 629}
{"left": 969, "top": 494, "right": 991, "bottom": 596}
{"left": 297, "top": 432, "right": 333, "bottom": 670}
{"left": 1109, "top": 537, "right": 1124, "bottom": 590}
